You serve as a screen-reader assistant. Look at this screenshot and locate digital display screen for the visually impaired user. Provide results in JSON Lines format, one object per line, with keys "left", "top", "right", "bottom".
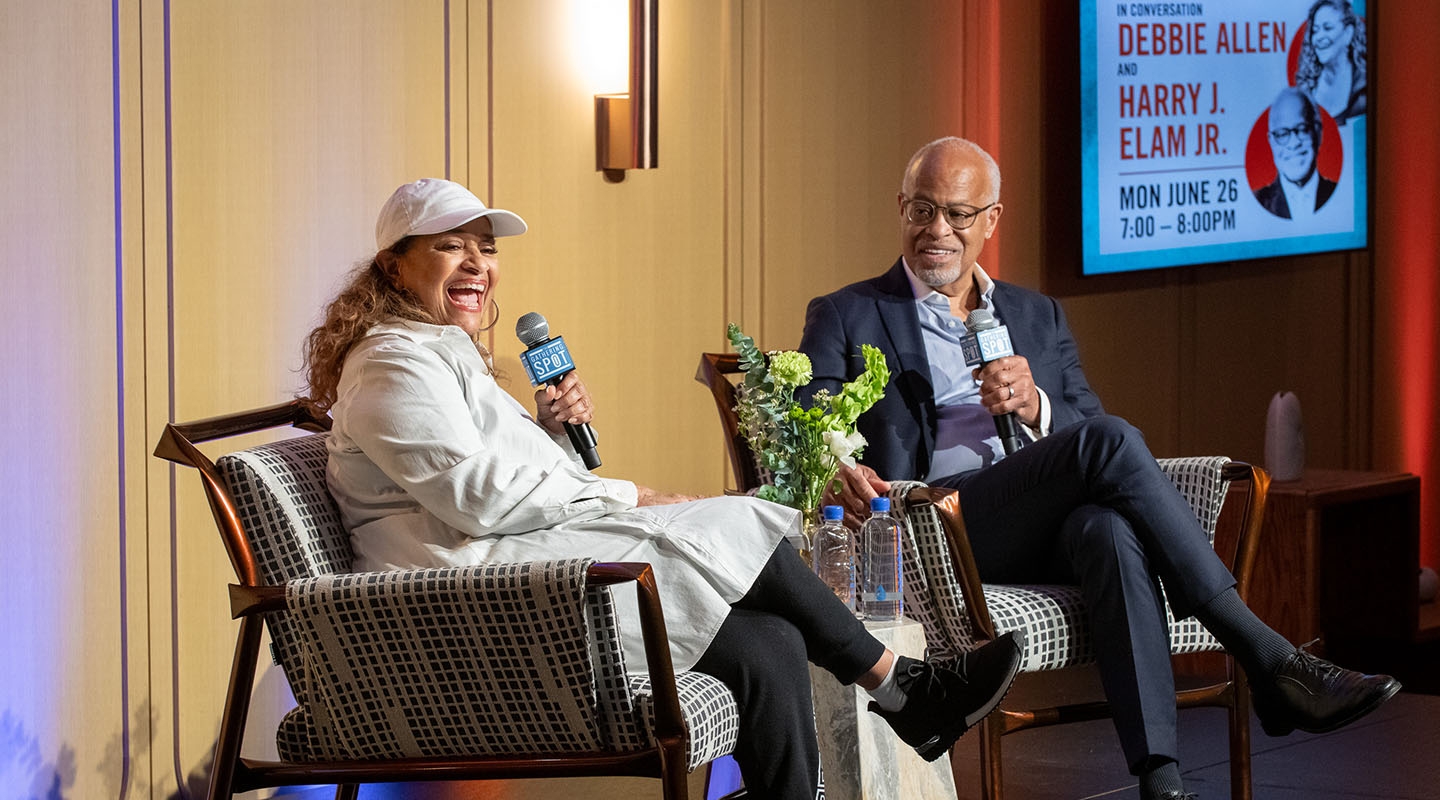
{"left": 1080, "top": 0, "right": 1369, "bottom": 274}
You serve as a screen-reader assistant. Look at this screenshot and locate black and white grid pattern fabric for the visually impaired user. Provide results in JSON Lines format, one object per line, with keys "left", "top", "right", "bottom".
{"left": 286, "top": 560, "right": 608, "bottom": 760}
{"left": 219, "top": 433, "right": 734, "bottom": 770}
{"left": 891, "top": 456, "right": 1232, "bottom": 671}
{"left": 585, "top": 585, "right": 649, "bottom": 750}
{"left": 627, "top": 672, "right": 742, "bottom": 771}
{"left": 218, "top": 434, "right": 352, "bottom": 698}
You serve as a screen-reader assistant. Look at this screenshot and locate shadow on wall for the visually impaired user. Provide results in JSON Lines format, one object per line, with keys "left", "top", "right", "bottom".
{"left": 0, "top": 699, "right": 215, "bottom": 800}
{"left": 0, "top": 708, "right": 76, "bottom": 799}
{"left": 167, "top": 751, "right": 214, "bottom": 800}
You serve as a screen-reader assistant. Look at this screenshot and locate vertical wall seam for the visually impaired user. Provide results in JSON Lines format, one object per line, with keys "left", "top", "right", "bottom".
{"left": 162, "top": 0, "right": 187, "bottom": 793}
{"left": 755, "top": 2, "right": 765, "bottom": 343}
{"left": 463, "top": 0, "right": 471, "bottom": 187}
{"left": 111, "top": 0, "right": 131, "bottom": 792}
{"left": 444, "top": 0, "right": 451, "bottom": 181}
{"left": 486, "top": 0, "right": 495, "bottom": 203}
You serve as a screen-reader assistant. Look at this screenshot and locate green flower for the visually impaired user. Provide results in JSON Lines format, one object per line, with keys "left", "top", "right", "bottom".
{"left": 767, "top": 351, "right": 813, "bottom": 390}
{"left": 726, "top": 323, "right": 888, "bottom": 514}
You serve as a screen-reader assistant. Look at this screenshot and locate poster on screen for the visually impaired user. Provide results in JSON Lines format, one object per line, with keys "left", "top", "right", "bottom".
{"left": 1080, "top": 0, "right": 1369, "bottom": 275}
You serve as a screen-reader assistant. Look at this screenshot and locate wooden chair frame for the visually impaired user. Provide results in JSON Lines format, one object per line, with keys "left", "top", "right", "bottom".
{"left": 698, "top": 352, "right": 1272, "bottom": 800}
{"left": 697, "top": 352, "right": 764, "bottom": 491}
{"left": 154, "top": 400, "right": 698, "bottom": 800}
{"left": 916, "top": 469, "right": 1270, "bottom": 800}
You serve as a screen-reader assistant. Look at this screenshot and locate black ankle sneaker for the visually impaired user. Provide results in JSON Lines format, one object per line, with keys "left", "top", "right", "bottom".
{"left": 1251, "top": 642, "right": 1401, "bottom": 736}
{"left": 868, "top": 630, "right": 1024, "bottom": 762}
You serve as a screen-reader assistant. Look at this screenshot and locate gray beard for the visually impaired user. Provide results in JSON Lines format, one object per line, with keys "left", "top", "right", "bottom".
{"left": 916, "top": 265, "right": 963, "bottom": 287}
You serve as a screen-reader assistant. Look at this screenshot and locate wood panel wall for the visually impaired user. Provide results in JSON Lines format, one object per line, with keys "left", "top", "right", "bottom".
{"left": 0, "top": 0, "right": 134, "bottom": 796}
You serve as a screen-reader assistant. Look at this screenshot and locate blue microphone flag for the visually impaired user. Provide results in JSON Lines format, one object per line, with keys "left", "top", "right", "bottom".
{"left": 520, "top": 336, "right": 575, "bottom": 385}
{"left": 961, "top": 326, "right": 1014, "bottom": 367}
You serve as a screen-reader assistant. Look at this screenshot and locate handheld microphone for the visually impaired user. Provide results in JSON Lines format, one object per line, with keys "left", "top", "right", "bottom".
{"left": 516, "top": 312, "right": 602, "bottom": 470}
{"left": 962, "top": 308, "right": 1025, "bottom": 456}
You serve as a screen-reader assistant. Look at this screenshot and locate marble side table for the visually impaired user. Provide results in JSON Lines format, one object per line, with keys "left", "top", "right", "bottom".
{"left": 810, "top": 617, "right": 958, "bottom": 800}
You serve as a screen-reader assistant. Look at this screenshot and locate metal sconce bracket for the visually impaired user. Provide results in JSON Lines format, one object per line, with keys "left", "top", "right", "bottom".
{"left": 595, "top": 0, "right": 657, "bottom": 181}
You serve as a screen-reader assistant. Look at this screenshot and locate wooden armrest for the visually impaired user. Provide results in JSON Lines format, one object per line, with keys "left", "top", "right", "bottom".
{"left": 1222, "top": 462, "right": 1271, "bottom": 599}
{"left": 154, "top": 400, "right": 330, "bottom": 465}
{"left": 904, "top": 486, "right": 998, "bottom": 641}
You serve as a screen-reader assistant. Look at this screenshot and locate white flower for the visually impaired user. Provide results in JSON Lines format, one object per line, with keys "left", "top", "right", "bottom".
{"left": 823, "top": 429, "right": 868, "bottom": 468}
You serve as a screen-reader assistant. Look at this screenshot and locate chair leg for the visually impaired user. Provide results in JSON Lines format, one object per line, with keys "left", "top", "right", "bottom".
{"left": 334, "top": 785, "right": 360, "bottom": 800}
{"left": 208, "top": 616, "right": 267, "bottom": 800}
{"left": 660, "top": 742, "right": 690, "bottom": 800}
{"left": 1228, "top": 663, "right": 1253, "bottom": 800}
{"left": 978, "top": 712, "right": 1004, "bottom": 800}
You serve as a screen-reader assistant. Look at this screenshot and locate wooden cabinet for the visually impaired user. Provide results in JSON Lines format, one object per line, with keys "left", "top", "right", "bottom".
{"left": 1215, "top": 469, "right": 1424, "bottom": 656}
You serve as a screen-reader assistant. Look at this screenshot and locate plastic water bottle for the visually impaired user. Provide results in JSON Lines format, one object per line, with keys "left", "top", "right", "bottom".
{"left": 859, "top": 496, "right": 903, "bottom": 621}
{"left": 812, "top": 505, "right": 857, "bottom": 614}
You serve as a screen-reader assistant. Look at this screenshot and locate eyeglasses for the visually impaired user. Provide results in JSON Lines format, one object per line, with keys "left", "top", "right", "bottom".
{"left": 902, "top": 198, "right": 996, "bottom": 231}
{"left": 1269, "top": 123, "right": 1316, "bottom": 147}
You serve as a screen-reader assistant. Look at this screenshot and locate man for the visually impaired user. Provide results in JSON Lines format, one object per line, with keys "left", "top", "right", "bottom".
{"left": 797, "top": 137, "right": 1398, "bottom": 800}
{"left": 1254, "top": 87, "right": 1337, "bottom": 220}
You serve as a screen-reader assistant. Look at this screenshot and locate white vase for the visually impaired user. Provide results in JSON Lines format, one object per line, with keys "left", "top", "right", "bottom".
{"left": 1264, "top": 391, "right": 1305, "bottom": 481}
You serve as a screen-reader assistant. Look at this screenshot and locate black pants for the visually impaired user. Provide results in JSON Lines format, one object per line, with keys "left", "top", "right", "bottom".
{"left": 934, "top": 414, "right": 1236, "bottom": 771}
{"left": 693, "top": 544, "right": 885, "bottom": 800}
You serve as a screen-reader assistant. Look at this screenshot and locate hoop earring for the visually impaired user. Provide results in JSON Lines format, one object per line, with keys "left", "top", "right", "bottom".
{"left": 478, "top": 297, "right": 500, "bottom": 333}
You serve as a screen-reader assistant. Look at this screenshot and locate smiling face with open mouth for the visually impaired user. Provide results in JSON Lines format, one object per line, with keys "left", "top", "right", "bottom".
{"left": 1309, "top": 3, "right": 1354, "bottom": 67}
{"left": 385, "top": 217, "right": 499, "bottom": 336}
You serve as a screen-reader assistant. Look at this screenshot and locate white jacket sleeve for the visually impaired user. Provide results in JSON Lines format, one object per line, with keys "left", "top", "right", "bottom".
{"left": 336, "top": 338, "right": 637, "bottom": 537}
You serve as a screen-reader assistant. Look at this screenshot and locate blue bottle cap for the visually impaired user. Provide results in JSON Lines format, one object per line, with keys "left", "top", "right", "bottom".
{"left": 822, "top": 505, "right": 844, "bottom": 521}
{"left": 870, "top": 496, "right": 891, "bottom": 513}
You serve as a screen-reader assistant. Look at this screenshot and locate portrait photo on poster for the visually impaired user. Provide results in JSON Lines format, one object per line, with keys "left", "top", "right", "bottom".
{"left": 1245, "top": 87, "right": 1341, "bottom": 222}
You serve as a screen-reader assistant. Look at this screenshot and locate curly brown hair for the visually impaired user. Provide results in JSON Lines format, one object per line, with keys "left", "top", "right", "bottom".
{"left": 299, "top": 238, "right": 496, "bottom": 412}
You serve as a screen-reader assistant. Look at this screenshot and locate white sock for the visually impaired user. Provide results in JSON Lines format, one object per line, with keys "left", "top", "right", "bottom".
{"left": 866, "top": 656, "right": 906, "bottom": 712}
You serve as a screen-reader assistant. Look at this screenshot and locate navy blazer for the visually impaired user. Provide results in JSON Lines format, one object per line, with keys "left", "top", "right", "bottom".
{"left": 797, "top": 259, "right": 1105, "bottom": 481}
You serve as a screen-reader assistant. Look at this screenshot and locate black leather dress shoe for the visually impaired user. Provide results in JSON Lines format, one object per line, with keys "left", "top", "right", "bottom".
{"left": 1252, "top": 645, "right": 1401, "bottom": 736}
{"left": 869, "top": 630, "right": 1025, "bottom": 762}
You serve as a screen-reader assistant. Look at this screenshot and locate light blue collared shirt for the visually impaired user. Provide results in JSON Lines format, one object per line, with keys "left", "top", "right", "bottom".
{"left": 902, "top": 261, "right": 1051, "bottom": 482}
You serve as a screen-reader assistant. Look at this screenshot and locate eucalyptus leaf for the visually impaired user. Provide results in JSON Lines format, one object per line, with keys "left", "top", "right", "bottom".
{"left": 726, "top": 324, "right": 889, "bottom": 513}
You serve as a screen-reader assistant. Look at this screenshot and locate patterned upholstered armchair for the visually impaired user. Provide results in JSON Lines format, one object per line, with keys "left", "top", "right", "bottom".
{"left": 154, "top": 401, "right": 740, "bottom": 800}
{"left": 698, "top": 352, "right": 1271, "bottom": 800}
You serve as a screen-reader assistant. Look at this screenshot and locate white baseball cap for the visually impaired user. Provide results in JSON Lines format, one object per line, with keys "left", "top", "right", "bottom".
{"left": 374, "top": 178, "right": 528, "bottom": 251}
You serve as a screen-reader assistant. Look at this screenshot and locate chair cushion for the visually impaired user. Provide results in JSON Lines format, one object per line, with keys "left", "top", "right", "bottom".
{"left": 217, "top": 433, "right": 351, "bottom": 699}
{"left": 218, "top": 433, "right": 351, "bottom": 580}
{"left": 284, "top": 560, "right": 608, "bottom": 760}
{"left": 275, "top": 704, "right": 313, "bottom": 763}
{"left": 964, "top": 584, "right": 1220, "bottom": 672}
{"left": 1158, "top": 456, "right": 1232, "bottom": 547}
{"left": 627, "top": 671, "right": 742, "bottom": 772}
{"left": 279, "top": 672, "right": 738, "bottom": 773}
{"left": 273, "top": 559, "right": 735, "bottom": 771}
{"left": 891, "top": 460, "right": 1229, "bottom": 671}
{"left": 223, "top": 433, "right": 735, "bottom": 771}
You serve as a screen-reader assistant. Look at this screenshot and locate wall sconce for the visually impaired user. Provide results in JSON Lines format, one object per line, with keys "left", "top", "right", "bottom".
{"left": 595, "top": 0, "right": 657, "bottom": 181}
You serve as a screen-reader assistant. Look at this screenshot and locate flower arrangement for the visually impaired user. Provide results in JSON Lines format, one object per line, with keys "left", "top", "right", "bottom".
{"left": 727, "top": 323, "right": 890, "bottom": 513}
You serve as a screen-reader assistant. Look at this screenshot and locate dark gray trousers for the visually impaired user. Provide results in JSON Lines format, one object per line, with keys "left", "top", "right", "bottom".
{"left": 694, "top": 543, "right": 885, "bottom": 800}
{"left": 934, "top": 414, "right": 1236, "bottom": 771}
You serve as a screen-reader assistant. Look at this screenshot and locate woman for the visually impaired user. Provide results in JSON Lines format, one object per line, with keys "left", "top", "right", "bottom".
{"left": 1294, "top": 0, "right": 1366, "bottom": 124}
{"left": 300, "top": 178, "right": 1024, "bottom": 799}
